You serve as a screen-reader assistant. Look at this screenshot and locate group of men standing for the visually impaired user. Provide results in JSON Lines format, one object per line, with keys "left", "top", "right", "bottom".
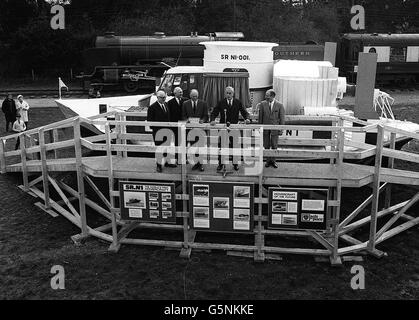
{"left": 147, "top": 86, "right": 285, "bottom": 173}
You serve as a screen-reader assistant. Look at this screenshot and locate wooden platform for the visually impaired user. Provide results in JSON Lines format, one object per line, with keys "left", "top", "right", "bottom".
{"left": 5, "top": 156, "right": 419, "bottom": 187}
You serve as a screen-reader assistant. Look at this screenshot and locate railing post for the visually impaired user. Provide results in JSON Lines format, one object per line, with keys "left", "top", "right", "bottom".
{"left": 39, "top": 128, "right": 51, "bottom": 209}
{"left": 179, "top": 124, "right": 192, "bottom": 258}
{"left": 384, "top": 132, "right": 396, "bottom": 209}
{"left": 53, "top": 128, "right": 59, "bottom": 159}
{"left": 74, "top": 117, "right": 88, "bottom": 237}
{"left": 368, "top": 124, "right": 384, "bottom": 255}
{"left": 255, "top": 127, "right": 265, "bottom": 262}
{"left": 20, "top": 135, "right": 29, "bottom": 191}
{"left": 0, "top": 138, "right": 6, "bottom": 173}
{"left": 329, "top": 127, "right": 344, "bottom": 265}
{"left": 106, "top": 123, "right": 119, "bottom": 251}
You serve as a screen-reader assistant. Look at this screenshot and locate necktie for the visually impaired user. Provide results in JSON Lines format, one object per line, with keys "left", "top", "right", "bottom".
{"left": 228, "top": 99, "right": 232, "bottom": 107}
{"left": 161, "top": 103, "right": 167, "bottom": 113}
{"left": 193, "top": 101, "right": 196, "bottom": 114}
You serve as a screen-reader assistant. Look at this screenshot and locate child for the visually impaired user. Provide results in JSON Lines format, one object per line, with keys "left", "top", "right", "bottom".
{"left": 13, "top": 114, "right": 26, "bottom": 150}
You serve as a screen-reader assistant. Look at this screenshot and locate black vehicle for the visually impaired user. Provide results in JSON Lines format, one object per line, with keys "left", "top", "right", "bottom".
{"left": 78, "top": 31, "right": 244, "bottom": 93}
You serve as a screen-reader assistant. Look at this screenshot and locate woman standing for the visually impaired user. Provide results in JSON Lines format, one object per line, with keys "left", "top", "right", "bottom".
{"left": 16, "top": 95, "right": 30, "bottom": 129}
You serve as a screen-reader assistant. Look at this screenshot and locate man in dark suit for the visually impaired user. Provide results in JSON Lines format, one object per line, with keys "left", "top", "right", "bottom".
{"left": 2, "top": 93, "right": 16, "bottom": 132}
{"left": 147, "top": 90, "right": 176, "bottom": 172}
{"left": 210, "top": 86, "right": 251, "bottom": 172}
{"left": 167, "top": 86, "right": 187, "bottom": 164}
{"left": 182, "top": 89, "right": 209, "bottom": 171}
{"left": 257, "top": 89, "right": 285, "bottom": 169}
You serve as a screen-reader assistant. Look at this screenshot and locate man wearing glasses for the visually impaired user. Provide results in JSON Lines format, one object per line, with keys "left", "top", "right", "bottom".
{"left": 147, "top": 90, "right": 176, "bottom": 172}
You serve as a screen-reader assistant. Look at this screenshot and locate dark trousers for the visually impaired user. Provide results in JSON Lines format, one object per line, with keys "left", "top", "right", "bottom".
{"left": 153, "top": 130, "right": 174, "bottom": 166}
{"left": 15, "top": 135, "right": 21, "bottom": 150}
{"left": 5, "top": 115, "right": 15, "bottom": 131}
{"left": 263, "top": 130, "right": 279, "bottom": 163}
{"left": 218, "top": 135, "right": 240, "bottom": 165}
{"left": 186, "top": 129, "right": 205, "bottom": 165}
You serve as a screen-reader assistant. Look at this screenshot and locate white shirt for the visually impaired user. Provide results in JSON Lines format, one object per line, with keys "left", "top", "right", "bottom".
{"left": 13, "top": 119, "right": 26, "bottom": 132}
{"left": 160, "top": 103, "right": 167, "bottom": 113}
{"left": 16, "top": 100, "right": 30, "bottom": 122}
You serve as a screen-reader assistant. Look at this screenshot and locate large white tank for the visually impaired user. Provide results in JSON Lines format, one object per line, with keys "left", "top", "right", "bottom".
{"left": 273, "top": 60, "right": 340, "bottom": 115}
{"left": 200, "top": 41, "right": 278, "bottom": 107}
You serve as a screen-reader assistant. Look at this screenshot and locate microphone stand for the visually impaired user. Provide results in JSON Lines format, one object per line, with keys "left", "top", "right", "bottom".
{"left": 219, "top": 108, "right": 233, "bottom": 178}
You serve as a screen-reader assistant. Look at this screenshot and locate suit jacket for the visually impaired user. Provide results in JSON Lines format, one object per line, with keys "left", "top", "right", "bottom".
{"left": 210, "top": 98, "right": 249, "bottom": 124}
{"left": 258, "top": 99, "right": 285, "bottom": 129}
{"left": 182, "top": 99, "right": 209, "bottom": 122}
{"left": 167, "top": 96, "right": 187, "bottom": 122}
{"left": 147, "top": 101, "right": 171, "bottom": 140}
{"left": 2, "top": 98, "right": 17, "bottom": 120}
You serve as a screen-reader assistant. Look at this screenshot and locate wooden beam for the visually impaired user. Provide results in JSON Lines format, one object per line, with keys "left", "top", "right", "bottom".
{"left": 339, "top": 183, "right": 387, "bottom": 229}
{"left": 339, "top": 201, "right": 409, "bottom": 235}
{"left": 384, "top": 132, "right": 396, "bottom": 208}
{"left": 106, "top": 123, "right": 119, "bottom": 251}
{"left": 48, "top": 176, "right": 81, "bottom": 219}
{"left": 375, "top": 192, "right": 419, "bottom": 241}
{"left": 74, "top": 118, "right": 88, "bottom": 237}
{"left": 0, "top": 139, "right": 6, "bottom": 173}
{"left": 84, "top": 175, "right": 112, "bottom": 210}
{"left": 368, "top": 125, "right": 384, "bottom": 252}
{"left": 38, "top": 128, "right": 51, "bottom": 209}
{"left": 19, "top": 135, "right": 29, "bottom": 191}
{"left": 376, "top": 216, "right": 419, "bottom": 244}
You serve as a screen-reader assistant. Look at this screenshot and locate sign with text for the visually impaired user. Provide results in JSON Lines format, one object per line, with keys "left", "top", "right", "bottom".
{"left": 120, "top": 181, "right": 176, "bottom": 224}
{"left": 189, "top": 181, "right": 254, "bottom": 233}
{"left": 268, "top": 188, "right": 328, "bottom": 231}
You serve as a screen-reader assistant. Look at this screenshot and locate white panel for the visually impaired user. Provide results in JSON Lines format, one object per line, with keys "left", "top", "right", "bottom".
{"left": 363, "top": 46, "right": 390, "bottom": 62}
{"left": 407, "top": 47, "right": 419, "bottom": 62}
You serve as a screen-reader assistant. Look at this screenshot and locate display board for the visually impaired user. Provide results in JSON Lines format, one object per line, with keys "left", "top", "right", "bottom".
{"left": 119, "top": 181, "right": 176, "bottom": 224}
{"left": 268, "top": 188, "right": 328, "bottom": 231}
{"left": 189, "top": 181, "right": 254, "bottom": 233}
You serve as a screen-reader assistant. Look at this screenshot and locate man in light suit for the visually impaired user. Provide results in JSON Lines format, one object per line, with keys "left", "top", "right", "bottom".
{"left": 257, "top": 89, "right": 285, "bottom": 169}
{"left": 210, "top": 86, "right": 250, "bottom": 172}
{"left": 168, "top": 87, "right": 187, "bottom": 164}
{"left": 182, "top": 89, "right": 209, "bottom": 171}
{"left": 147, "top": 90, "right": 176, "bottom": 172}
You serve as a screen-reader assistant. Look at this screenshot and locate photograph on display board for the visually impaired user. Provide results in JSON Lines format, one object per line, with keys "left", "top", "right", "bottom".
{"left": 161, "top": 193, "right": 172, "bottom": 201}
{"left": 301, "top": 213, "right": 324, "bottom": 223}
{"left": 213, "top": 197, "right": 230, "bottom": 219}
{"left": 128, "top": 209, "right": 143, "bottom": 219}
{"left": 149, "top": 201, "right": 159, "bottom": 210}
{"left": 287, "top": 202, "right": 298, "bottom": 213}
{"left": 193, "top": 207, "right": 210, "bottom": 228}
{"left": 162, "top": 211, "right": 173, "bottom": 219}
{"left": 272, "top": 201, "right": 287, "bottom": 213}
{"left": 149, "top": 193, "right": 159, "bottom": 201}
{"left": 233, "top": 186, "right": 250, "bottom": 208}
{"left": 193, "top": 185, "right": 210, "bottom": 206}
{"left": 301, "top": 199, "right": 325, "bottom": 211}
{"left": 282, "top": 214, "right": 298, "bottom": 226}
{"left": 149, "top": 210, "right": 160, "bottom": 219}
{"left": 233, "top": 209, "right": 250, "bottom": 230}
{"left": 161, "top": 202, "right": 172, "bottom": 210}
{"left": 124, "top": 192, "right": 146, "bottom": 209}
{"left": 272, "top": 214, "right": 282, "bottom": 225}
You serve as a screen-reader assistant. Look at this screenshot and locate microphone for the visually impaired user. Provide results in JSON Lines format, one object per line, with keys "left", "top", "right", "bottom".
{"left": 224, "top": 108, "right": 230, "bottom": 127}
